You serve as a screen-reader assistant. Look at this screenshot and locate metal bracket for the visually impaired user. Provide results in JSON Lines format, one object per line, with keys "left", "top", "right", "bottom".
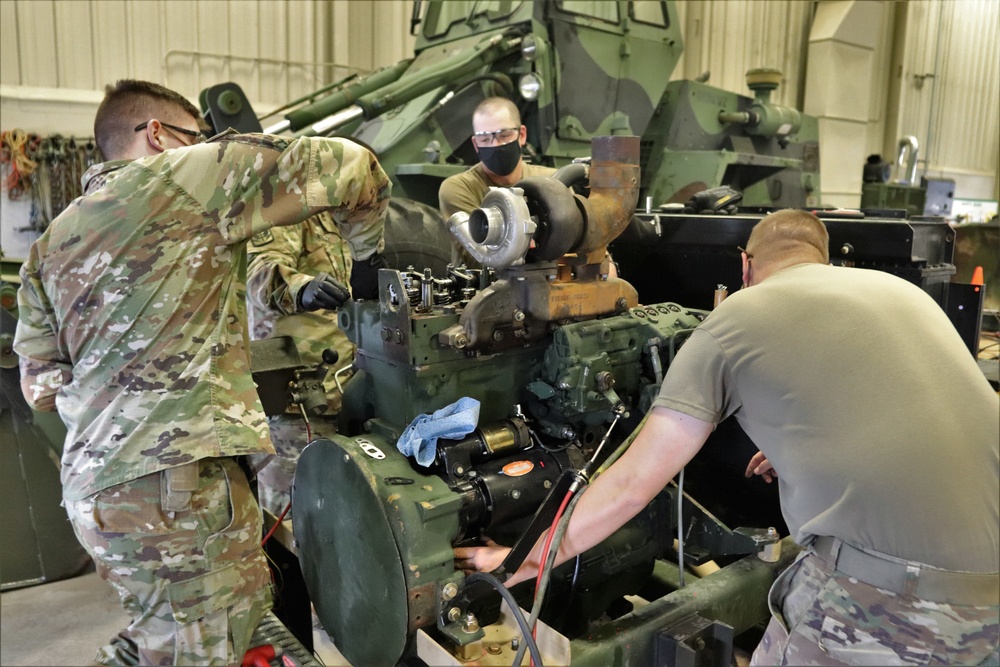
{"left": 655, "top": 613, "right": 734, "bottom": 667}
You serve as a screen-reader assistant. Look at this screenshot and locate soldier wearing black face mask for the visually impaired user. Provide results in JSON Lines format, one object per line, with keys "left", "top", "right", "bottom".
{"left": 438, "top": 97, "right": 556, "bottom": 267}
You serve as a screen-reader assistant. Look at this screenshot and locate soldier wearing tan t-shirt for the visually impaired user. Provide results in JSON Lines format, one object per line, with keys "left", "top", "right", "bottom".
{"left": 438, "top": 97, "right": 555, "bottom": 267}
{"left": 457, "top": 209, "right": 999, "bottom": 666}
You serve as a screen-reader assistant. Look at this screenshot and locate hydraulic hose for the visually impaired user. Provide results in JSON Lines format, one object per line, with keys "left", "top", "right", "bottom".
{"left": 465, "top": 571, "right": 544, "bottom": 667}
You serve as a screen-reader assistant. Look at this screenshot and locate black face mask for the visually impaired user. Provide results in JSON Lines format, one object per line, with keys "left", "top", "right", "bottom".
{"left": 478, "top": 139, "right": 522, "bottom": 177}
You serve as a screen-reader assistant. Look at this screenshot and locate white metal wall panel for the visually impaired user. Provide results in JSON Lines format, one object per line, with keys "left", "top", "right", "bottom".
{"left": 127, "top": 2, "right": 166, "bottom": 85}
{"left": 258, "top": 2, "right": 290, "bottom": 103}
{"left": 331, "top": 1, "right": 353, "bottom": 76}
{"left": 931, "top": 0, "right": 998, "bottom": 176}
{"left": 287, "top": 0, "right": 318, "bottom": 100}
{"left": 54, "top": 1, "right": 96, "bottom": 90}
{"left": 893, "top": 0, "right": 998, "bottom": 188}
{"left": 227, "top": 2, "right": 263, "bottom": 102}
{"left": 347, "top": 2, "right": 376, "bottom": 73}
{"left": 0, "top": 1, "right": 21, "bottom": 84}
{"left": 161, "top": 2, "right": 199, "bottom": 95}
{"left": 194, "top": 2, "right": 233, "bottom": 96}
{"left": 372, "top": 1, "right": 414, "bottom": 73}
{"left": 674, "top": 0, "right": 812, "bottom": 108}
{"left": 894, "top": 1, "right": 941, "bottom": 172}
{"left": 0, "top": 0, "right": 416, "bottom": 113}
{"left": 865, "top": 2, "right": 896, "bottom": 159}
{"left": 92, "top": 1, "right": 130, "bottom": 94}
{"left": 16, "top": 0, "right": 59, "bottom": 88}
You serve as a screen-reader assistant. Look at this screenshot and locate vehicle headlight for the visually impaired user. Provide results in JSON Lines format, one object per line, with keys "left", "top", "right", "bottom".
{"left": 518, "top": 73, "right": 542, "bottom": 101}
{"left": 521, "top": 34, "right": 538, "bottom": 62}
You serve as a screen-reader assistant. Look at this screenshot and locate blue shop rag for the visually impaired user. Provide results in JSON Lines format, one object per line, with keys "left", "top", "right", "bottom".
{"left": 396, "top": 397, "right": 481, "bottom": 467}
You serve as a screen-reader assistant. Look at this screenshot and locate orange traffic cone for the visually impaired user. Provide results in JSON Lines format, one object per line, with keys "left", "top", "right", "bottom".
{"left": 971, "top": 265, "right": 984, "bottom": 285}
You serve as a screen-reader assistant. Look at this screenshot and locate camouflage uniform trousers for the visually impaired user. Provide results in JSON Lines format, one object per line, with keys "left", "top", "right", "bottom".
{"left": 257, "top": 413, "right": 338, "bottom": 519}
{"left": 751, "top": 549, "right": 999, "bottom": 666}
{"left": 64, "top": 457, "right": 273, "bottom": 666}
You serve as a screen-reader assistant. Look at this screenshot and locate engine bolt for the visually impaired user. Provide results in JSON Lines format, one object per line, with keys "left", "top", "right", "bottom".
{"left": 442, "top": 582, "right": 458, "bottom": 601}
{"left": 463, "top": 612, "right": 479, "bottom": 633}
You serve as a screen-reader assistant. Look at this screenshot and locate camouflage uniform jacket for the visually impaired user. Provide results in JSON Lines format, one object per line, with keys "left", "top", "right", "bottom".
{"left": 14, "top": 132, "right": 390, "bottom": 501}
{"left": 246, "top": 212, "right": 353, "bottom": 413}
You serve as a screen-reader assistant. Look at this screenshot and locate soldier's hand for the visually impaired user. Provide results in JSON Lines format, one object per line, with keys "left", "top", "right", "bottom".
{"left": 745, "top": 450, "right": 777, "bottom": 483}
{"left": 298, "top": 273, "right": 350, "bottom": 311}
{"left": 454, "top": 538, "right": 508, "bottom": 576}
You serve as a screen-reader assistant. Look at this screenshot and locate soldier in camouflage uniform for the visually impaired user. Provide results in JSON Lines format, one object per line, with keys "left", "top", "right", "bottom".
{"left": 458, "top": 210, "right": 998, "bottom": 665}
{"left": 245, "top": 213, "right": 355, "bottom": 518}
{"left": 13, "top": 80, "right": 389, "bottom": 666}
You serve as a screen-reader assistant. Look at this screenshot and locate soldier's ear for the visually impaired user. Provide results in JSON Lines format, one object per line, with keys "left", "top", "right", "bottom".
{"left": 518, "top": 125, "right": 527, "bottom": 146}
{"left": 144, "top": 120, "right": 167, "bottom": 153}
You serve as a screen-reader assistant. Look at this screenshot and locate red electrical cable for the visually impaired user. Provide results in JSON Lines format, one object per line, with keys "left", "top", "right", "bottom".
{"left": 529, "top": 488, "right": 575, "bottom": 665}
{"left": 535, "top": 489, "right": 574, "bottom": 594}
{"left": 261, "top": 499, "right": 292, "bottom": 546}
{"left": 261, "top": 413, "right": 310, "bottom": 546}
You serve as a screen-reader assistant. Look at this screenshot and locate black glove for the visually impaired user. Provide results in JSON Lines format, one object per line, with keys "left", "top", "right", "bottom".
{"left": 350, "top": 252, "right": 388, "bottom": 301}
{"left": 297, "top": 273, "right": 350, "bottom": 311}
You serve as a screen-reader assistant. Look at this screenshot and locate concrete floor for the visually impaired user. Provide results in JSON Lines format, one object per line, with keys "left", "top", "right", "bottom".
{"left": 0, "top": 564, "right": 349, "bottom": 667}
{"left": 1, "top": 563, "right": 128, "bottom": 666}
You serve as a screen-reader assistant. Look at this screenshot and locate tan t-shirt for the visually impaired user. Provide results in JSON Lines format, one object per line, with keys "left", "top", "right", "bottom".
{"left": 438, "top": 162, "right": 557, "bottom": 267}
{"left": 654, "top": 262, "right": 1000, "bottom": 572}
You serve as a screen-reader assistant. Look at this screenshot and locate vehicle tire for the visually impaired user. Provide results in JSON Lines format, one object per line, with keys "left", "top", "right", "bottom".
{"left": 383, "top": 197, "right": 453, "bottom": 275}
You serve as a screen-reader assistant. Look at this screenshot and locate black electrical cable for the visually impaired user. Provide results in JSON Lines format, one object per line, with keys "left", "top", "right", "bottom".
{"left": 513, "top": 414, "right": 649, "bottom": 666}
{"left": 464, "top": 571, "right": 544, "bottom": 667}
{"left": 513, "top": 491, "right": 584, "bottom": 667}
{"left": 570, "top": 555, "right": 582, "bottom": 591}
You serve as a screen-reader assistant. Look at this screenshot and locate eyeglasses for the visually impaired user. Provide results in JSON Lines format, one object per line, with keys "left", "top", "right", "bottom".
{"left": 472, "top": 127, "right": 519, "bottom": 148}
{"left": 737, "top": 245, "right": 753, "bottom": 260}
{"left": 134, "top": 120, "right": 206, "bottom": 145}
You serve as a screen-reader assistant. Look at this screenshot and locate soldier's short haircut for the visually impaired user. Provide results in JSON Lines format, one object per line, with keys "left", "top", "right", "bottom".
{"left": 473, "top": 97, "right": 521, "bottom": 128}
{"left": 94, "top": 79, "right": 207, "bottom": 160}
{"left": 745, "top": 209, "right": 829, "bottom": 266}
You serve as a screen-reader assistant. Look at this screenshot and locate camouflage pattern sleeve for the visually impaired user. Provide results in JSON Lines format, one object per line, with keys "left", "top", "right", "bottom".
{"left": 14, "top": 243, "right": 71, "bottom": 411}
{"left": 245, "top": 222, "right": 311, "bottom": 317}
{"left": 154, "top": 133, "right": 390, "bottom": 258}
{"left": 307, "top": 137, "right": 390, "bottom": 261}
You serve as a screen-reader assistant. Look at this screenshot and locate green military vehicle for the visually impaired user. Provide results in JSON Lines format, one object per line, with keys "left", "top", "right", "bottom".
{"left": 207, "top": 0, "right": 820, "bottom": 223}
